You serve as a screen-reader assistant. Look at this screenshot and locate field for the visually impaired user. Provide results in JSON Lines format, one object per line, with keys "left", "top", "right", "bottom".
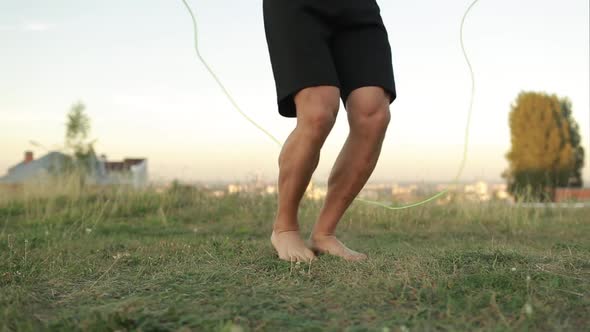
{"left": 1, "top": 182, "right": 589, "bottom": 331}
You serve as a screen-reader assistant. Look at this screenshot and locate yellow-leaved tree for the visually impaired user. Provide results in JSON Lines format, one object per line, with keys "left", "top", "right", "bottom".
{"left": 504, "top": 92, "right": 584, "bottom": 201}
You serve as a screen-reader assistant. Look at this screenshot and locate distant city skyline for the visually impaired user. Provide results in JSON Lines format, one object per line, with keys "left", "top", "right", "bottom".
{"left": 1, "top": 0, "right": 588, "bottom": 184}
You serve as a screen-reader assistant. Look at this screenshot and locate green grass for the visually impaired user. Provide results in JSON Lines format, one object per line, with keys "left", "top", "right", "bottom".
{"left": 1, "top": 184, "right": 589, "bottom": 331}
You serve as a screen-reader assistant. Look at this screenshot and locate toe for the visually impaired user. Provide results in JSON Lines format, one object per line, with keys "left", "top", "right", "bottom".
{"left": 293, "top": 252, "right": 307, "bottom": 263}
{"left": 287, "top": 249, "right": 301, "bottom": 263}
{"left": 295, "top": 246, "right": 315, "bottom": 262}
{"left": 304, "top": 249, "right": 316, "bottom": 262}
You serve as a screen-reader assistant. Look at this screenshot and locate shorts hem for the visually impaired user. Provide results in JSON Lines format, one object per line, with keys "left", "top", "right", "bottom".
{"left": 277, "top": 82, "right": 340, "bottom": 118}
{"left": 342, "top": 84, "right": 397, "bottom": 109}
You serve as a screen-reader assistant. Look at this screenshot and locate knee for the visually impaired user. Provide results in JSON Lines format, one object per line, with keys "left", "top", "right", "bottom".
{"left": 302, "top": 108, "right": 338, "bottom": 140}
{"left": 294, "top": 86, "right": 340, "bottom": 139}
{"left": 347, "top": 91, "right": 391, "bottom": 134}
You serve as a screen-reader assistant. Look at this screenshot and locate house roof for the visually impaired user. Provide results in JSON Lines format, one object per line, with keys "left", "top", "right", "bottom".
{"left": 104, "top": 158, "right": 146, "bottom": 172}
{"left": 0, "top": 152, "right": 147, "bottom": 184}
{"left": 0, "top": 151, "right": 69, "bottom": 183}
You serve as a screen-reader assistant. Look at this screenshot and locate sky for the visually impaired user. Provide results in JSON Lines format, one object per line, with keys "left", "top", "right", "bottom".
{"left": 1, "top": 0, "right": 589, "bottom": 185}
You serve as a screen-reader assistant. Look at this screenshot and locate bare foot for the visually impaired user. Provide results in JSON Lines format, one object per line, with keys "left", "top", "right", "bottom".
{"left": 271, "top": 230, "right": 316, "bottom": 262}
{"left": 310, "top": 234, "right": 367, "bottom": 261}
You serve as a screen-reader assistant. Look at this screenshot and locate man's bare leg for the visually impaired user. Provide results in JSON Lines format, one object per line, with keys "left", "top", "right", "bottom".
{"left": 310, "top": 87, "right": 391, "bottom": 261}
{"left": 272, "top": 86, "right": 340, "bottom": 262}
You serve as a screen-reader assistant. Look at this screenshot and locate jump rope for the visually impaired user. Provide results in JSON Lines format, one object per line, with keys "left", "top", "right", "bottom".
{"left": 180, "top": 0, "right": 481, "bottom": 210}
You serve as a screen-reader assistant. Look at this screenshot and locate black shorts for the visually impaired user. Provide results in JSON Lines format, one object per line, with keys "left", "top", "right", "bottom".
{"left": 263, "top": 0, "right": 397, "bottom": 118}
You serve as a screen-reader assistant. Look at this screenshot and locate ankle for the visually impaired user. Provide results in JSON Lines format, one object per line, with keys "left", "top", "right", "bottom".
{"left": 310, "top": 231, "right": 335, "bottom": 240}
{"left": 273, "top": 222, "right": 299, "bottom": 234}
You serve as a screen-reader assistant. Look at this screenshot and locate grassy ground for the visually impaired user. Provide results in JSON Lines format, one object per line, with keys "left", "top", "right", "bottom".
{"left": 0, "top": 183, "right": 589, "bottom": 331}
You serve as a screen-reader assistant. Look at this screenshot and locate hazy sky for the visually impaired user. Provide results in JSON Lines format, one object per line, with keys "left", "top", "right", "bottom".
{"left": 1, "top": 0, "right": 589, "bottom": 184}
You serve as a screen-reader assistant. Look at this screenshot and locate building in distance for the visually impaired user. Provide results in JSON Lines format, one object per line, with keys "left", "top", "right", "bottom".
{"left": 0, "top": 150, "right": 148, "bottom": 189}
